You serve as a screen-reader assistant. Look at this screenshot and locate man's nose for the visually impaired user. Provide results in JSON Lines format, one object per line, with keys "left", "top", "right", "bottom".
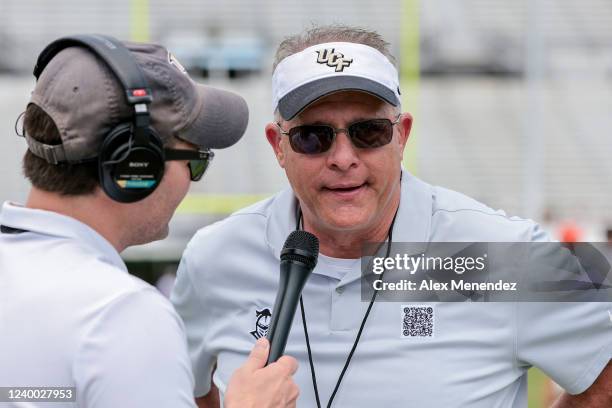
{"left": 326, "top": 130, "right": 359, "bottom": 171}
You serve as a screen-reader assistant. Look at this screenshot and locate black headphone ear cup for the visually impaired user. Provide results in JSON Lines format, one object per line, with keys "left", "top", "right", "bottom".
{"left": 98, "top": 123, "right": 165, "bottom": 203}
{"left": 146, "top": 126, "right": 164, "bottom": 163}
{"left": 99, "top": 123, "right": 132, "bottom": 202}
{"left": 100, "top": 122, "right": 133, "bottom": 162}
{"left": 137, "top": 126, "right": 164, "bottom": 179}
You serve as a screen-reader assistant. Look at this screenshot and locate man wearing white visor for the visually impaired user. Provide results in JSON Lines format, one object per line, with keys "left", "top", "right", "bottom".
{"left": 172, "top": 25, "right": 611, "bottom": 407}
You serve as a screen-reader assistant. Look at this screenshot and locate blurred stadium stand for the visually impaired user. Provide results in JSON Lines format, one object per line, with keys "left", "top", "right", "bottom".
{"left": 419, "top": 0, "right": 612, "bottom": 231}
{"left": 0, "top": 0, "right": 402, "bottom": 72}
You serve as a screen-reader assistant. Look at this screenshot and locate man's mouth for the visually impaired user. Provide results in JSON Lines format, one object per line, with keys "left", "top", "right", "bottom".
{"left": 322, "top": 182, "right": 368, "bottom": 197}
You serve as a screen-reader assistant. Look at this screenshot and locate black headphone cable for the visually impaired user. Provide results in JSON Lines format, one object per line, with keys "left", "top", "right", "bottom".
{"left": 297, "top": 205, "right": 398, "bottom": 408}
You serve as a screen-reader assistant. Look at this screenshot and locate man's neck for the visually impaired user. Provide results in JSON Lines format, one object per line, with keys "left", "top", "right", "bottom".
{"left": 26, "top": 188, "right": 128, "bottom": 252}
{"left": 302, "top": 191, "right": 400, "bottom": 259}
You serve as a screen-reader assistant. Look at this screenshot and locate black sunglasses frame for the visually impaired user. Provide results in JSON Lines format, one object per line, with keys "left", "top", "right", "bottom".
{"left": 164, "top": 148, "right": 214, "bottom": 181}
{"left": 276, "top": 114, "right": 401, "bottom": 155}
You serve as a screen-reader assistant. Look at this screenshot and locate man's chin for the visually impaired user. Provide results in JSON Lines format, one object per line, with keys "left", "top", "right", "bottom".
{"left": 319, "top": 210, "right": 372, "bottom": 231}
{"left": 155, "top": 225, "right": 170, "bottom": 241}
{"left": 131, "top": 225, "right": 170, "bottom": 247}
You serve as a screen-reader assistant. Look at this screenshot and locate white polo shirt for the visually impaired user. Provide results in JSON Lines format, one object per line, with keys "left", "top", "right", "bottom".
{"left": 0, "top": 202, "right": 195, "bottom": 408}
{"left": 172, "top": 171, "right": 612, "bottom": 407}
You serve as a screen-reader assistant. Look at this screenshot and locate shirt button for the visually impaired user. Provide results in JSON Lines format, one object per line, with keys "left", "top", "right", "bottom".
{"left": 336, "top": 286, "right": 344, "bottom": 294}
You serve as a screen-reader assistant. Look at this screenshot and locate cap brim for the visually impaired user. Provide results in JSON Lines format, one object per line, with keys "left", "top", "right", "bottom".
{"left": 278, "top": 76, "right": 399, "bottom": 120}
{"left": 181, "top": 84, "right": 249, "bottom": 149}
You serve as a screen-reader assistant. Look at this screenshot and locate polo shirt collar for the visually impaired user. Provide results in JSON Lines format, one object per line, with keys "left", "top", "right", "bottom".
{"left": 0, "top": 201, "right": 127, "bottom": 272}
{"left": 265, "top": 188, "right": 299, "bottom": 260}
{"left": 393, "top": 171, "right": 433, "bottom": 244}
{"left": 265, "top": 170, "right": 433, "bottom": 281}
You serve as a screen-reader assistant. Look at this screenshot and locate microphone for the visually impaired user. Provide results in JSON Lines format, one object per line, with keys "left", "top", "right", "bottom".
{"left": 266, "top": 230, "right": 319, "bottom": 365}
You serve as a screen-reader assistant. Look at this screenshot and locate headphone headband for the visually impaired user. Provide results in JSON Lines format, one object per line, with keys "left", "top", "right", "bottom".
{"left": 34, "top": 34, "right": 153, "bottom": 106}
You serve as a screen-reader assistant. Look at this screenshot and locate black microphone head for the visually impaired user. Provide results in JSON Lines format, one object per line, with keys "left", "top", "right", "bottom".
{"left": 280, "top": 230, "right": 319, "bottom": 269}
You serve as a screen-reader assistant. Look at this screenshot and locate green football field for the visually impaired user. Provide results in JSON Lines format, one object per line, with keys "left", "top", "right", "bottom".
{"left": 529, "top": 368, "right": 551, "bottom": 408}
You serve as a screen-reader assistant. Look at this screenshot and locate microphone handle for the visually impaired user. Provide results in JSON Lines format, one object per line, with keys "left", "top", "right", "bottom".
{"left": 266, "top": 260, "right": 311, "bottom": 364}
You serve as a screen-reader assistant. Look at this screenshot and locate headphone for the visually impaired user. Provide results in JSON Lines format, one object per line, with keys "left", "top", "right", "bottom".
{"left": 33, "top": 34, "right": 165, "bottom": 203}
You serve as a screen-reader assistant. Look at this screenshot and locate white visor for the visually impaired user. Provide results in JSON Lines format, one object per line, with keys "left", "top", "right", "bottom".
{"left": 272, "top": 42, "right": 401, "bottom": 120}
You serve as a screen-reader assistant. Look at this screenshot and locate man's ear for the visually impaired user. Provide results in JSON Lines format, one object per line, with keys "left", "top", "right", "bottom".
{"left": 265, "top": 122, "right": 286, "bottom": 167}
{"left": 397, "top": 112, "right": 413, "bottom": 157}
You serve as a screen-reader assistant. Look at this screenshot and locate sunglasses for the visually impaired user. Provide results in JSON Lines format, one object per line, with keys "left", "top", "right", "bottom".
{"left": 164, "top": 148, "right": 214, "bottom": 181}
{"left": 276, "top": 115, "right": 401, "bottom": 155}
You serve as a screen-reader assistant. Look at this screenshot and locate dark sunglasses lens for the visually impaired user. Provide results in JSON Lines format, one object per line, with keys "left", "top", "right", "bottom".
{"left": 289, "top": 126, "right": 334, "bottom": 154}
{"left": 349, "top": 119, "right": 394, "bottom": 148}
{"left": 188, "top": 159, "right": 209, "bottom": 181}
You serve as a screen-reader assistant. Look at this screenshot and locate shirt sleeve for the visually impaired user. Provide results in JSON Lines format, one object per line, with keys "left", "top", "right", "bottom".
{"left": 515, "top": 224, "right": 612, "bottom": 394}
{"left": 73, "top": 288, "right": 196, "bottom": 407}
{"left": 171, "top": 239, "right": 216, "bottom": 398}
{"left": 516, "top": 301, "right": 612, "bottom": 394}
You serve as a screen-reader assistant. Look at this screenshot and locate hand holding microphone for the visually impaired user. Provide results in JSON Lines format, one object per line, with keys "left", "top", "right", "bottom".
{"left": 225, "top": 338, "right": 299, "bottom": 408}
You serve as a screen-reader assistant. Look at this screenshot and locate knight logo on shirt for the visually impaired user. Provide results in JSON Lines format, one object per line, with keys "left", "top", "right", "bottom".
{"left": 250, "top": 308, "right": 272, "bottom": 339}
{"left": 315, "top": 48, "right": 353, "bottom": 72}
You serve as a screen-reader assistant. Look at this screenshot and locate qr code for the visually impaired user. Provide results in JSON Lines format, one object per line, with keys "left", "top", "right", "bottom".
{"left": 401, "top": 305, "right": 434, "bottom": 338}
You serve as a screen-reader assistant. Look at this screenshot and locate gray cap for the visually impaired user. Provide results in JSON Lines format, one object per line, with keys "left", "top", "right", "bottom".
{"left": 28, "top": 41, "right": 248, "bottom": 163}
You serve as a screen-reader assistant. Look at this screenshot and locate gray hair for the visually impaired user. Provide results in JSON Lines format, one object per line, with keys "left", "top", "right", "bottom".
{"left": 273, "top": 24, "right": 397, "bottom": 71}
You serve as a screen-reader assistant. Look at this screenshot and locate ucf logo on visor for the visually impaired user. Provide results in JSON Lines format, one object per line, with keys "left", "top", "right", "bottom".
{"left": 316, "top": 48, "right": 353, "bottom": 72}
